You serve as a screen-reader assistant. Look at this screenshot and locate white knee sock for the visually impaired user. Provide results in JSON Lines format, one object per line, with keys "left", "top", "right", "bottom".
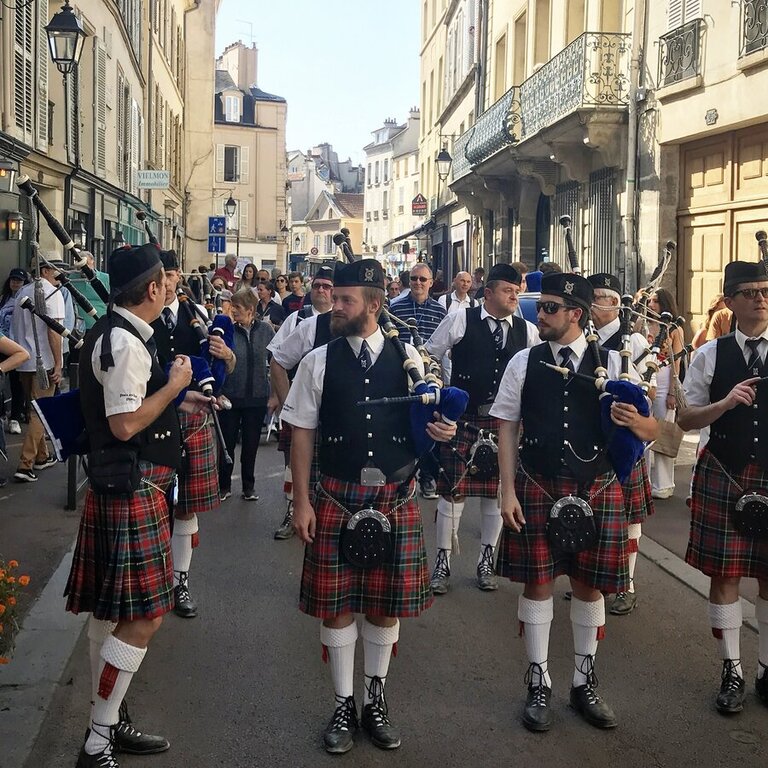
{"left": 361, "top": 618, "right": 399, "bottom": 706}
{"left": 87, "top": 616, "right": 117, "bottom": 703}
{"left": 435, "top": 497, "right": 464, "bottom": 562}
{"left": 85, "top": 635, "right": 146, "bottom": 755}
{"left": 321, "top": 622, "right": 358, "bottom": 703}
{"left": 708, "top": 601, "right": 743, "bottom": 678}
{"left": 627, "top": 523, "right": 641, "bottom": 593}
{"left": 518, "top": 596, "right": 553, "bottom": 687}
{"left": 479, "top": 497, "right": 503, "bottom": 562}
{"left": 570, "top": 596, "right": 605, "bottom": 687}
{"left": 757, "top": 597, "right": 768, "bottom": 679}
{"left": 172, "top": 515, "right": 198, "bottom": 586}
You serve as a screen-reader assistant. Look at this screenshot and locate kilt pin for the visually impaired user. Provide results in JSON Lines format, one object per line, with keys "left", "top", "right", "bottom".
{"left": 65, "top": 463, "right": 176, "bottom": 622}
{"left": 436, "top": 414, "right": 500, "bottom": 498}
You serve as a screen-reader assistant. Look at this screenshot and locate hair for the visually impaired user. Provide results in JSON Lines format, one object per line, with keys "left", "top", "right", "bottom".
{"left": 241, "top": 263, "right": 256, "bottom": 282}
{"left": 399, "top": 270, "right": 410, "bottom": 284}
{"left": 651, "top": 287, "right": 679, "bottom": 317}
{"left": 510, "top": 260, "right": 527, "bottom": 275}
{"left": 539, "top": 261, "right": 563, "bottom": 274}
{"left": 362, "top": 286, "right": 386, "bottom": 318}
{"left": 231, "top": 288, "right": 259, "bottom": 312}
{"left": 1, "top": 272, "right": 29, "bottom": 306}
{"left": 275, "top": 274, "right": 288, "bottom": 283}
{"left": 288, "top": 271, "right": 302, "bottom": 281}
{"left": 115, "top": 267, "right": 164, "bottom": 307}
{"left": 704, "top": 293, "right": 725, "bottom": 328}
{"left": 257, "top": 280, "right": 275, "bottom": 299}
{"left": 225, "top": 254, "right": 237, "bottom": 266}
{"left": 209, "top": 262, "right": 216, "bottom": 271}
{"left": 564, "top": 301, "right": 589, "bottom": 329}
{"left": 410, "top": 263, "right": 433, "bottom": 278}
{"left": 474, "top": 267, "right": 485, "bottom": 276}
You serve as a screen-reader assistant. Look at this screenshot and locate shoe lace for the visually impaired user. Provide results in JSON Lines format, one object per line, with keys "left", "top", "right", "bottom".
{"left": 175, "top": 571, "right": 191, "bottom": 604}
{"left": 330, "top": 695, "right": 358, "bottom": 731}
{"left": 615, "top": 591, "right": 627, "bottom": 600}
{"left": 576, "top": 654, "right": 602, "bottom": 704}
{"left": 432, "top": 548, "right": 450, "bottom": 580}
{"left": 89, "top": 722, "right": 119, "bottom": 768}
{"left": 477, "top": 544, "right": 495, "bottom": 578}
{"left": 721, "top": 659, "right": 744, "bottom": 691}
{"left": 279, "top": 507, "right": 293, "bottom": 528}
{"left": 524, "top": 663, "right": 549, "bottom": 707}
{"left": 365, "top": 676, "right": 391, "bottom": 726}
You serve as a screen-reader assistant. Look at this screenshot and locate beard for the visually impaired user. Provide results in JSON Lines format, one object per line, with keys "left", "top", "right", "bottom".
{"left": 331, "top": 309, "right": 367, "bottom": 337}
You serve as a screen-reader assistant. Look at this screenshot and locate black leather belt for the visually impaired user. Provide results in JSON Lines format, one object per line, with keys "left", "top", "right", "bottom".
{"left": 323, "top": 461, "right": 417, "bottom": 485}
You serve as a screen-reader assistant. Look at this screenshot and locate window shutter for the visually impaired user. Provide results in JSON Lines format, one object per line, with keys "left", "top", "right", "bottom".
{"left": 684, "top": 0, "right": 701, "bottom": 20}
{"left": 239, "top": 146, "right": 250, "bottom": 183}
{"left": 130, "top": 99, "right": 140, "bottom": 194}
{"left": 238, "top": 199, "right": 248, "bottom": 232}
{"left": 94, "top": 39, "right": 107, "bottom": 174}
{"left": 116, "top": 73, "right": 125, "bottom": 182}
{"left": 66, "top": 70, "right": 77, "bottom": 165}
{"left": 13, "top": 3, "right": 34, "bottom": 142}
{"left": 215, "top": 144, "right": 225, "bottom": 183}
{"left": 36, "top": 0, "right": 49, "bottom": 151}
{"left": 668, "top": 0, "right": 683, "bottom": 30}
{"left": 158, "top": 96, "right": 165, "bottom": 169}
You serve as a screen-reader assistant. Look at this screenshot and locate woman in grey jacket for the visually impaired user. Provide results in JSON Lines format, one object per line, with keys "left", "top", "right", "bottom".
{"left": 219, "top": 289, "right": 274, "bottom": 501}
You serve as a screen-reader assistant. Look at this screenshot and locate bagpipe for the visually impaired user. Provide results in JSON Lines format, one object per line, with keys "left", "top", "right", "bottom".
{"left": 633, "top": 240, "right": 676, "bottom": 337}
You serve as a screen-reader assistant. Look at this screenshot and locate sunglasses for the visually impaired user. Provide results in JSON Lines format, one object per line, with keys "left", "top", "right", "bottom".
{"left": 735, "top": 287, "right": 768, "bottom": 300}
{"left": 410, "top": 276, "right": 430, "bottom": 283}
{"left": 312, "top": 282, "right": 334, "bottom": 290}
{"left": 536, "top": 300, "right": 574, "bottom": 315}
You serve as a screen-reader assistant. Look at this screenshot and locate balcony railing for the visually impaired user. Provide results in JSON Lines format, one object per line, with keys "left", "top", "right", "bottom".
{"left": 464, "top": 86, "right": 521, "bottom": 167}
{"left": 519, "top": 31, "right": 630, "bottom": 140}
{"left": 740, "top": 0, "right": 768, "bottom": 57}
{"left": 658, "top": 18, "right": 704, "bottom": 86}
{"left": 451, "top": 129, "right": 473, "bottom": 181}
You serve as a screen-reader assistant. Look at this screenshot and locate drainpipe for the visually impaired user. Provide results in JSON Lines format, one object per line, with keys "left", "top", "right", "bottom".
{"left": 624, "top": 0, "right": 646, "bottom": 292}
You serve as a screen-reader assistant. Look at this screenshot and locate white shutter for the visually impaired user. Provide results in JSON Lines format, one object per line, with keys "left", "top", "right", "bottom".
{"left": 130, "top": 99, "right": 140, "bottom": 194}
{"left": 238, "top": 199, "right": 248, "bottom": 232}
{"left": 215, "top": 144, "right": 225, "bottom": 183}
{"left": 13, "top": 3, "right": 34, "bottom": 141}
{"left": 668, "top": 0, "right": 683, "bottom": 30}
{"left": 93, "top": 39, "right": 107, "bottom": 174}
{"left": 239, "top": 146, "right": 250, "bottom": 184}
{"left": 66, "top": 71, "right": 77, "bottom": 165}
{"left": 116, "top": 73, "right": 125, "bottom": 182}
{"left": 684, "top": 0, "right": 701, "bottom": 21}
{"left": 36, "top": 0, "right": 49, "bottom": 151}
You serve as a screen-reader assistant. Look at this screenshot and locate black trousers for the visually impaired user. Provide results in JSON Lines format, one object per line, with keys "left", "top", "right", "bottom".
{"left": 218, "top": 406, "right": 267, "bottom": 493}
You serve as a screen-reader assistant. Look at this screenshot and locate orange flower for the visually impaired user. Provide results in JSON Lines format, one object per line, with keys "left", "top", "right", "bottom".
{"left": 6, "top": 597, "right": 15, "bottom": 607}
{"left": 18, "top": 575, "right": 30, "bottom": 587}
{"left": 0, "top": 604, "right": 5, "bottom": 616}
{"left": 0, "top": 657, "right": 8, "bottom": 664}
{"left": 0, "top": 570, "right": 5, "bottom": 579}
{"left": 6, "top": 577, "right": 15, "bottom": 584}
{"left": 8, "top": 560, "right": 18, "bottom": 569}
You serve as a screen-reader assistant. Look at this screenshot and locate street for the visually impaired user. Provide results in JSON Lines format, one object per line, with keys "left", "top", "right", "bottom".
{"left": 1, "top": 436, "right": 764, "bottom": 768}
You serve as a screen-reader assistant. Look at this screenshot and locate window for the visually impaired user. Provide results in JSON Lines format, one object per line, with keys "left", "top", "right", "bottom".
{"left": 325, "top": 235, "right": 334, "bottom": 254}
{"left": 514, "top": 13, "right": 527, "bottom": 84}
{"left": 225, "top": 94, "right": 241, "bottom": 123}
{"left": 216, "top": 145, "right": 249, "bottom": 183}
{"left": 384, "top": 159, "right": 389, "bottom": 182}
{"left": 13, "top": 2, "right": 34, "bottom": 142}
{"left": 534, "top": 0, "right": 551, "bottom": 66}
{"left": 375, "top": 161, "right": 380, "bottom": 184}
{"left": 224, "top": 146, "right": 240, "bottom": 182}
{"left": 494, "top": 34, "right": 507, "bottom": 100}
{"left": 313, "top": 234, "right": 321, "bottom": 250}
{"left": 668, "top": 0, "right": 700, "bottom": 30}
{"left": 367, "top": 163, "right": 372, "bottom": 186}
{"left": 383, "top": 191, "right": 388, "bottom": 210}
{"left": 567, "top": 0, "right": 586, "bottom": 43}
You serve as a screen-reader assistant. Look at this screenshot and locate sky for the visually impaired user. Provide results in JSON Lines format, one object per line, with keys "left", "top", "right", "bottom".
{"left": 215, "top": 0, "right": 421, "bottom": 166}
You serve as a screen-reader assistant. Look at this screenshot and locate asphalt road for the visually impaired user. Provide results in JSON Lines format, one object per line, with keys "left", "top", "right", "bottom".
{"left": 21, "top": 440, "right": 768, "bottom": 768}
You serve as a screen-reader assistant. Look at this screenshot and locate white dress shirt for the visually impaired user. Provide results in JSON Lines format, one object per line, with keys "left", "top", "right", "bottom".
{"left": 271, "top": 313, "right": 321, "bottom": 369}
{"left": 267, "top": 305, "right": 324, "bottom": 356}
{"left": 438, "top": 291, "right": 475, "bottom": 313}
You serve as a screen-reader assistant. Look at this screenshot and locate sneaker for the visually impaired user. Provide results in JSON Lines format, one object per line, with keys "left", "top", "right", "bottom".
{"left": 242, "top": 490, "right": 259, "bottom": 501}
{"left": 220, "top": 489, "right": 232, "bottom": 501}
{"left": 569, "top": 655, "right": 617, "bottom": 729}
{"left": 361, "top": 677, "right": 401, "bottom": 750}
{"left": 8, "top": 420, "right": 21, "bottom": 435}
{"left": 420, "top": 479, "right": 439, "bottom": 499}
{"left": 274, "top": 503, "right": 295, "bottom": 540}
{"left": 13, "top": 468, "right": 38, "bottom": 483}
{"left": 609, "top": 591, "right": 637, "bottom": 616}
{"left": 716, "top": 659, "right": 746, "bottom": 714}
{"left": 33, "top": 456, "right": 57, "bottom": 471}
{"left": 173, "top": 572, "right": 198, "bottom": 619}
{"left": 522, "top": 663, "right": 552, "bottom": 732}
{"left": 476, "top": 543, "right": 499, "bottom": 591}
{"left": 323, "top": 695, "right": 358, "bottom": 754}
{"left": 430, "top": 548, "right": 451, "bottom": 595}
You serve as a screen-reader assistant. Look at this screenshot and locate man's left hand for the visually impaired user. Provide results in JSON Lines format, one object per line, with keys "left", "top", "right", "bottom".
{"left": 426, "top": 411, "right": 457, "bottom": 443}
{"left": 180, "top": 391, "right": 218, "bottom": 414}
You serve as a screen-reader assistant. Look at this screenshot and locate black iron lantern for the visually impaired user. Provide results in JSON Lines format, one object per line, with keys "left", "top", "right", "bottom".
{"left": 46, "top": 0, "right": 87, "bottom": 75}
{"left": 436, "top": 148, "right": 453, "bottom": 182}
{"left": 224, "top": 194, "right": 237, "bottom": 219}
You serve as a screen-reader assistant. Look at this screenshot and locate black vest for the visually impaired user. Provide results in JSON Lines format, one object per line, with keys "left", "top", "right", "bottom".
{"left": 601, "top": 327, "right": 623, "bottom": 352}
{"left": 150, "top": 305, "right": 204, "bottom": 365}
{"left": 79, "top": 313, "right": 182, "bottom": 470}
{"left": 708, "top": 334, "right": 768, "bottom": 472}
{"left": 319, "top": 337, "right": 414, "bottom": 481}
{"left": 520, "top": 342, "right": 610, "bottom": 483}
{"left": 451, "top": 308, "right": 527, "bottom": 414}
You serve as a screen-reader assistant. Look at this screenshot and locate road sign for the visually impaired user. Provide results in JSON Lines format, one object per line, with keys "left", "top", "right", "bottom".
{"left": 208, "top": 216, "right": 226, "bottom": 235}
{"left": 137, "top": 170, "right": 170, "bottom": 189}
{"left": 412, "top": 193, "right": 428, "bottom": 216}
{"left": 208, "top": 235, "right": 226, "bottom": 253}
{"left": 310, "top": 246, "right": 319, "bottom": 255}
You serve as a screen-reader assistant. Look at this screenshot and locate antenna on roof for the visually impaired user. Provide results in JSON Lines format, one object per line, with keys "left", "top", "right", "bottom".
{"left": 237, "top": 19, "right": 256, "bottom": 46}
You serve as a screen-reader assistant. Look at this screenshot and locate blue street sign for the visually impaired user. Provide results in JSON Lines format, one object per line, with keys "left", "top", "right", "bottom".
{"left": 208, "top": 216, "right": 226, "bottom": 235}
{"left": 208, "top": 235, "right": 226, "bottom": 253}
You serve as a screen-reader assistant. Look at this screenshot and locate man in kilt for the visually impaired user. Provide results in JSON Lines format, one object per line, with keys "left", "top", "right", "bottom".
{"left": 678, "top": 260, "right": 768, "bottom": 715}
{"left": 491, "top": 272, "right": 657, "bottom": 733}
{"left": 268, "top": 267, "right": 334, "bottom": 538}
{"left": 587, "top": 272, "right": 655, "bottom": 616}
{"left": 283, "top": 259, "right": 455, "bottom": 753}
{"left": 425, "top": 263, "right": 538, "bottom": 594}
{"left": 65, "top": 245, "right": 214, "bottom": 767}
{"left": 150, "top": 250, "right": 235, "bottom": 618}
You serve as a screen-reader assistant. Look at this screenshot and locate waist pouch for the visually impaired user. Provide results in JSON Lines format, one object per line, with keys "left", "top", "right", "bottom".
{"left": 85, "top": 446, "right": 142, "bottom": 497}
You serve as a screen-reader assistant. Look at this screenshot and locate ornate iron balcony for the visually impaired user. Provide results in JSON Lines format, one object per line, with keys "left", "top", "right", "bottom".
{"left": 451, "top": 129, "right": 473, "bottom": 181}
{"left": 740, "top": 0, "right": 768, "bottom": 57}
{"left": 519, "top": 31, "right": 630, "bottom": 140}
{"left": 464, "top": 86, "right": 521, "bottom": 167}
{"left": 658, "top": 18, "right": 704, "bottom": 86}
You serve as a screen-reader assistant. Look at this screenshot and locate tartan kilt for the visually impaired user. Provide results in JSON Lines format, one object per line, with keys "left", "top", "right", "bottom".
{"left": 496, "top": 466, "right": 629, "bottom": 593}
{"left": 686, "top": 449, "right": 768, "bottom": 579}
{"left": 65, "top": 463, "right": 175, "bottom": 621}
{"left": 300, "top": 474, "right": 433, "bottom": 619}
{"left": 179, "top": 410, "right": 219, "bottom": 515}
{"left": 278, "top": 422, "right": 292, "bottom": 454}
{"left": 622, "top": 457, "right": 655, "bottom": 525}
{"left": 436, "top": 414, "right": 500, "bottom": 499}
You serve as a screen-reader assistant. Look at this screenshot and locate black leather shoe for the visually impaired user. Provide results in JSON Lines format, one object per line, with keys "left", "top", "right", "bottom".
{"left": 113, "top": 701, "right": 170, "bottom": 754}
{"left": 361, "top": 676, "right": 401, "bottom": 750}
{"left": 522, "top": 663, "right": 552, "bottom": 732}
{"left": 76, "top": 745, "right": 119, "bottom": 767}
{"left": 756, "top": 665, "right": 768, "bottom": 706}
{"left": 716, "top": 659, "right": 746, "bottom": 714}
{"left": 569, "top": 656, "right": 617, "bottom": 729}
{"left": 323, "top": 695, "right": 358, "bottom": 754}
{"left": 173, "top": 571, "right": 198, "bottom": 618}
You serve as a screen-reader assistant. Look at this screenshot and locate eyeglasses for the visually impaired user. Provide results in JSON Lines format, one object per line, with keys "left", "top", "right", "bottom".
{"left": 735, "top": 287, "right": 768, "bottom": 300}
{"left": 312, "top": 282, "right": 334, "bottom": 291}
{"left": 410, "top": 276, "right": 430, "bottom": 283}
{"left": 536, "top": 301, "right": 573, "bottom": 315}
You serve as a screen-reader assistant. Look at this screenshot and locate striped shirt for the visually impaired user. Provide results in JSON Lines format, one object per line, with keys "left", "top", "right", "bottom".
{"left": 387, "top": 295, "right": 447, "bottom": 344}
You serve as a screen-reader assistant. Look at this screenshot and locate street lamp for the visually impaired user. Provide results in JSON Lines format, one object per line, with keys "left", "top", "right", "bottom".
{"left": 45, "top": 0, "right": 87, "bottom": 76}
{"left": 6, "top": 212, "right": 24, "bottom": 241}
{"left": 436, "top": 148, "right": 453, "bottom": 183}
{"left": 71, "top": 219, "right": 87, "bottom": 249}
{"left": 223, "top": 193, "right": 240, "bottom": 259}
{"left": 0, "top": 159, "right": 17, "bottom": 194}
{"left": 294, "top": 235, "right": 300, "bottom": 251}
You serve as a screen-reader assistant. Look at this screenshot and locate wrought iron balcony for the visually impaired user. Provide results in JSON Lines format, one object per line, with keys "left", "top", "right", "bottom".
{"left": 658, "top": 18, "right": 704, "bottom": 86}
{"left": 519, "top": 31, "right": 630, "bottom": 141}
{"left": 740, "top": 0, "right": 768, "bottom": 57}
{"left": 465, "top": 86, "right": 521, "bottom": 167}
{"left": 450, "top": 129, "right": 472, "bottom": 181}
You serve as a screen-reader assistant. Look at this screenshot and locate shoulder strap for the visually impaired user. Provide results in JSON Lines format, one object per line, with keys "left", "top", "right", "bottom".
{"left": 446, "top": 294, "right": 452, "bottom": 310}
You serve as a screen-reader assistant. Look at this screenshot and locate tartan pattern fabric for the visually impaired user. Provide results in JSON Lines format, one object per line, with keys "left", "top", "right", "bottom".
{"left": 178, "top": 410, "right": 220, "bottom": 515}
{"left": 496, "top": 466, "right": 629, "bottom": 593}
{"left": 622, "top": 457, "right": 655, "bottom": 525}
{"left": 299, "top": 474, "right": 433, "bottom": 619}
{"left": 65, "top": 463, "right": 175, "bottom": 621}
{"left": 686, "top": 449, "right": 768, "bottom": 579}
{"left": 279, "top": 421, "right": 322, "bottom": 492}
{"left": 278, "top": 421, "right": 292, "bottom": 454}
{"left": 436, "top": 415, "right": 500, "bottom": 498}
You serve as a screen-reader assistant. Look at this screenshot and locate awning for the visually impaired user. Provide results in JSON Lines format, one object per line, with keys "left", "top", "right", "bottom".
{"left": 382, "top": 221, "right": 435, "bottom": 250}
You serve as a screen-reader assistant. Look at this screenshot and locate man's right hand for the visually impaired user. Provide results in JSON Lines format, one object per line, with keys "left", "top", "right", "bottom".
{"left": 501, "top": 493, "right": 526, "bottom": 533}
{"left": 723, "top": 376, "right": 761, "bottom": 411}
{"left": 293, "top": 498, "right": 317, "bottom": 544}
{"left": 267, "top": 394, "right": 280, "bottom": 415}
{"left": 168, "top": 355, "right": 193, "bottom": 395}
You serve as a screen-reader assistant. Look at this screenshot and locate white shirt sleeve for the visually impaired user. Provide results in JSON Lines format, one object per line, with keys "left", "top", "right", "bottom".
{"left": 438, "top": 294, "right": 447, "bottom": 309}
{"left": 425, "top": 311, "right": 465, "bottom": 359}
{"left": 526, "top": 320, "right": 540, "bottom": 347}
{"left": 489, "top": 348, "right": 530, "bottom": 422}
{"left": 46, "top": 285, "right": 65, "bottom": 321}
{"left": 280, "top": 346, "right": 327, "bottom": 429}
{"left": 683, "top": 339, "right": 717, "bottom": 407}
{"left": 271, "top": 315, "right": 317, "bottom": 369}
{"left": 267, "top": 311, "right": 298, "bottom": 355}
{"left": 92, "top": 328, "right": 153, "bottom": 417}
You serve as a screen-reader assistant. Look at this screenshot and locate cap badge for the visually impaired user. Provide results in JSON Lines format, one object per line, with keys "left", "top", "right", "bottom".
{"left": 564, "top": 281, "right": 574, "bottom": 295}
{"left": 363, "top": 267, "right": 375, "bottom": 282}
{"left": 604, "top": 277, "right": 611, "bottom": 287}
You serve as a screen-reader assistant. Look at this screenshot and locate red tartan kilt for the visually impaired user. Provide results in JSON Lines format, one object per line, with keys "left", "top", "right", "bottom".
{"left": 65, "top": 463, "right": 175, "bottom": 621}
{"left": 686, "top": 449, "right": 768, "bottom": 579}
{"left": 436, "top": 415, "right": 500, "bottom": 498}
{"left": 496, "top": 466, "right": 629, "bottom": 593}
{"left": 299, "top": 475, "right": 433, "bottom": 619}
{"left": 179, "top": 411, "right": 220, "bottom": 515}
{"left": 622, "top": 457, "right": 654, "bottom": 525}
{"left": 278, "top": 422, "right": 292, "bottom": 454}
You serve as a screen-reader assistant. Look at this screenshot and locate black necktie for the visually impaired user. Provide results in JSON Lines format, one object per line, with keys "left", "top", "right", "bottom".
{"left": 358, "top": 340, "right": 372, "bottom": 371}
{"left": 491, "top": 319, "right": 504, "bottom": 351}
{"left": 559, "top": 346, "right": 575, "bottom": 372}
{"left": 746, "top": 338, "right": 763, "bottom": 373}
{"left": 162, "top": 307, "right": 175, "bottom": 331}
